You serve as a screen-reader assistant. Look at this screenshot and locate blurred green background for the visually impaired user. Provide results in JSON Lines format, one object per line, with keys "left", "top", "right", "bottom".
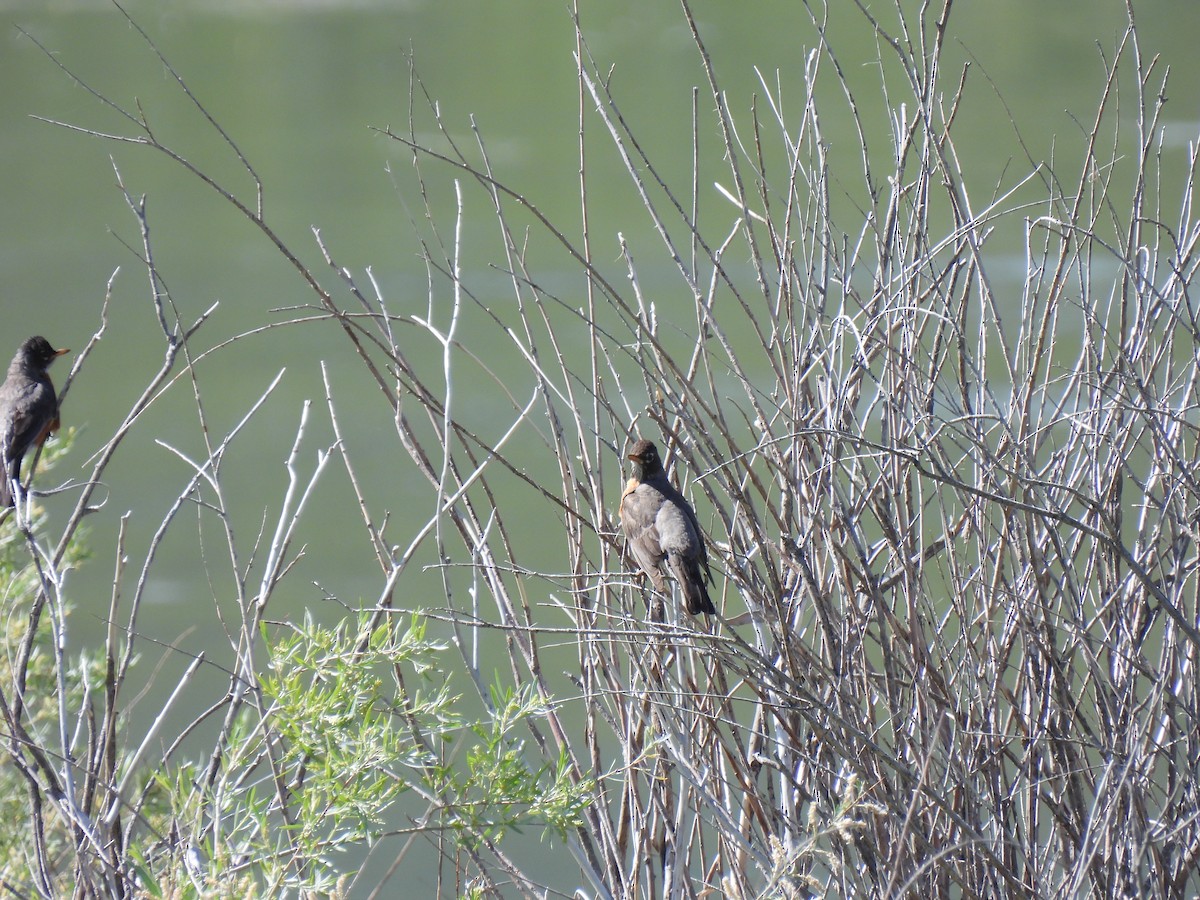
{"left": 4, "top": 0, "right": 1199, "bottom": 759}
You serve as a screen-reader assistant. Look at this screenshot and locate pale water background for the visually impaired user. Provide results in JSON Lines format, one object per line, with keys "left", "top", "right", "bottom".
{"left": 1, "top": 1, "right": 1200, "bottom": 893}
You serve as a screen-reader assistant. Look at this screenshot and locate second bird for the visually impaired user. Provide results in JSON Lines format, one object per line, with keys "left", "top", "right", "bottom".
{"left": 619, "top": 438, "right": 716, "bottom": 616}
{"left": 0, "top": 336, "right": 68, "bottom": 508}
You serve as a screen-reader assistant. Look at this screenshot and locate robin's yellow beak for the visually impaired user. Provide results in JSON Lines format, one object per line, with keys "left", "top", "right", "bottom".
{"left": 55, "top": 348, "right": 69, "bottom": 357}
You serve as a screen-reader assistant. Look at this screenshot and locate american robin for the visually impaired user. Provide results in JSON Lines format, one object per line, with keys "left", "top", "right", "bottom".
{"left": 0, "top": 336, "right": 68, "bottom": 508}
{"left": 619, "top": 438, "right": 716, "bottom": 615}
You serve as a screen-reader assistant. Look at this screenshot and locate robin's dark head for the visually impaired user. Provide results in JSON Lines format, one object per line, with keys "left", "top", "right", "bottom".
{"left": 627, "top": 438, "right": 664, "bottom": 479}
{"left": 14, "top": 336, "right": 68, "bottom": 373}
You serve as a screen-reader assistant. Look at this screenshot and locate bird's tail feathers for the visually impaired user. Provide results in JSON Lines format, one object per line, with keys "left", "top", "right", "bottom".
{"left": 670, "top": 555, "right": 716, "bottom": 616}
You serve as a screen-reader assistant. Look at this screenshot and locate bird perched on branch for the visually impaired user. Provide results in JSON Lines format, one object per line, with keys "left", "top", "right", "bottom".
{"left": 619, "top": 438, "right": 716, "bottom": 616}
{"left": 0, "top": 336, "right": 68, "bottom": 508}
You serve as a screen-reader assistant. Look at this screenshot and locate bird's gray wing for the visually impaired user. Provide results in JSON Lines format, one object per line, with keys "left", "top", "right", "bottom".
{"left": 653, "top": 498, "right": 699, "bottom": 556}
{"left": 2, "top": 380, "right": 54, "bottom": 461}
{"left": 621, "top": 484, "right": 668, "bottom": 589}
{"left": 657, "top": 477, "right": 711, "bottom": 580}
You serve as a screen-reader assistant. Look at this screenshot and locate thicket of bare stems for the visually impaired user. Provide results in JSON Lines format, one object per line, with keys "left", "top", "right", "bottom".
{"left": 2, "top": 1, "right": 1199, "bottom": 897}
